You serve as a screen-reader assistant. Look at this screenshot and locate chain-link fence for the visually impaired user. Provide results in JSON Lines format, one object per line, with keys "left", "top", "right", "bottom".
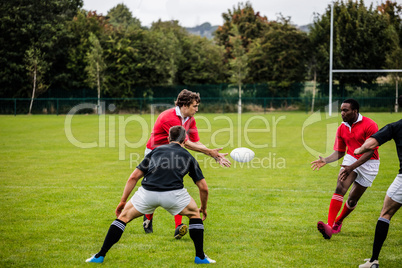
{"left": 1, "top": 81, "right": 398, "bottom": 114}
{"left": 0, "top": 96, "right": 396, "bottom": 115}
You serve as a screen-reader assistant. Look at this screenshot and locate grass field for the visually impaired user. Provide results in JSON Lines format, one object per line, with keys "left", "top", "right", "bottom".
{"left": 0, "top": 112, "right": 401, "bottom": 267}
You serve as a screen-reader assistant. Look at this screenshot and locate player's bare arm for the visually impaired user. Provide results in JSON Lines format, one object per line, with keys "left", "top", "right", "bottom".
{"left": 185, "top": 140, "right": 231, "bottom": 167}
{"left": 354, "top": 137, "right": 380, "bottom": 155}
{"left": 339, "top": 149, "right": 374, "bottom": 182}
{"left": 115, "top": 168, "right": 144, "bottom": 217}
{"left": 311, "top": 151, "right": 345, "bottom": 171}
{"left": 195, "top": 179, "right": 209, "bottom": 221}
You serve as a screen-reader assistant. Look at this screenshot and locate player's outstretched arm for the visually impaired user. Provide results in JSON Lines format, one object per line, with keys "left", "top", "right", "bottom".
{"left": 354, "top": 137, "right": 379, "bottom": 155}
{"left": 195, "top": 179, "right": 209, "bottom": 221}
{"left": 115, "top": 168, "right": 144, "bottom": 217}
{"left": 310, "top": 151, "right": 345, "bottom": 171}
{"left": 185, "top": 140, "right": 231, "bottom": 167}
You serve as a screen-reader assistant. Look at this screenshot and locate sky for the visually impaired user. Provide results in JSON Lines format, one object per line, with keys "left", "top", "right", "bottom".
{"left": 82, "top": 0, "right": 398, "bottom": 28}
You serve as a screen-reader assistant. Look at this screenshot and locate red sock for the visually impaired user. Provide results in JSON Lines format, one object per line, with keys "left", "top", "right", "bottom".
{"left": 174, "top": 214, "right": 182, "bottom": 228}
{"left": 327, "top": 193, "right": 344, "bottom": 227}
{"left": 335, "top": 202, "right": 356, "bottom": 223}
{"left": 145, "top": 214, "right": 153, "bottom": 220}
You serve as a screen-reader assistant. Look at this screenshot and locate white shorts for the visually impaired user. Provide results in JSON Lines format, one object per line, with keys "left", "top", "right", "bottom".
{"left": 341, "top": 154, "right": 380, "bottom": 187}
{"left": 387, "top": 174, "right": 402, "bottom": 204}
{"left": 130, "top": 186, "right": 191, "bottom": 215}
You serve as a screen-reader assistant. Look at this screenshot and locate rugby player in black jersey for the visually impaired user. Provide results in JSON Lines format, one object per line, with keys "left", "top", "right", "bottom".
{"left": 86, "top": 126, "right": 216, "bottom": 264}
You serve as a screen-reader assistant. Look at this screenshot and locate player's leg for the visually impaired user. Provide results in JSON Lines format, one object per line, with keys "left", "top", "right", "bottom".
{"left": 175, "top": 214, "right": 183, "bottom": 228}
{"left": 370, "top": 187, "right": 401, "bottom": 262}
{"left": 143, "top": 147, "right": 154, "bottom": 233}
{"left": 180, "top": 198, "right": 216, "bottom": 264}
{"left": 360, "top": 174, "right": 401, "bottom": 268}
{"left": 371, "top": 196, "right": 401, "bottom": 260}
{"left": 179, "top": 196, "right": 201, "bottom": 218}
{"left": 359, "top": 195, "right": 401, "bottom": 268}
{"left": 119, "top": 200, "right": 144, "bottom": 223}
{"left": 143, "top": 213, "right": 154, "bottom": 233}
{"left": 336, "top": 160, "right": 378, "bottom": 235}
{"left": 331, "top": 170, "right": 358, "bottom": 224}
{"left": 173, "top": 214, "right": 187, "bottom": 239}
{"left": 317, "top": 169, "right": 357, "bottom": 239}
{"left": 87, "top": 201, "right": 143, "bottom": 263}
{"left": 333, "top": 180, "right": 366, "bottom": 234}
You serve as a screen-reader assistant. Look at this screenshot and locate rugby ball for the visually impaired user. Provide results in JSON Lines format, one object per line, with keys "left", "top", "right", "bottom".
{"left": 230, "top": 147, "right": 255, "bottom": 163}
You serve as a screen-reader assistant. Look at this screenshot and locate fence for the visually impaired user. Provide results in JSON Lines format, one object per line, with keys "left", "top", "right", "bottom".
{"left": 0, "top": 96, "right": 396, "bottom": 115}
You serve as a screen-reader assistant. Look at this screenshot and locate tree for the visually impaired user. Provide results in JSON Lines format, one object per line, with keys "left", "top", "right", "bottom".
{"left": 309, "top": 0, "right": 398, "bottom": 85}
{"left": 150, "top": 20, "right": 187, "bottom": 86}
{"left": 307, "top": 43, "right": 319, "bottom": 112}
{"left": 248, "top": 17, "right": 310, "bottom": 97}
{"left": 179, "top": 35, "right": 227, "bottom": 85}
{"left": 379, "top": 1, "right": 402, "bottom": 112}
{"left": 66, "top": 10, "right": 110, "bottom": 94}
{"left": 107, "top": 3, "right": 141, "bottom": 30}
{"left": 24, "top": 46, "right": 50, "bottom": 114}
{"left": 386, "top": 47, "right": 402, "bottom": 112}
{"left": 214, "top": 1, "right": 268, "bottom": 63}
{"left": 228, "top": 25, "right": 249, "bottom": 114}
{"left": 378, "top": 1, "right": 402, "bottom": 112}
{"left": 378, "top": 1, "right": 402, "bottom": 47}
{"left": 214, "top": 1, "right": 310, "bottom": 99}
{"left": 102, "top": 25, "right": 147, "bottom": 99}
{"left": 148, "top": 20, "right": 227, "bottom": 87}
{"left": 0, "top": 0, "right": 83, "bottom": 98}
{"left": 85, "top": 33, "right": 105, "bottom": 114}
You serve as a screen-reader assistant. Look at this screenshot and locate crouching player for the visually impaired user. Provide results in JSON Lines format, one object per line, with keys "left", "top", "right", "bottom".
{"left": 86, "top": 126, "right": 216, "bottom": 264}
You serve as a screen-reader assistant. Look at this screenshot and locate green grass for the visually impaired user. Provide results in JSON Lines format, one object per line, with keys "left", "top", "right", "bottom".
{"left": 0, "top": 112, "right": 401, "bottom": 267}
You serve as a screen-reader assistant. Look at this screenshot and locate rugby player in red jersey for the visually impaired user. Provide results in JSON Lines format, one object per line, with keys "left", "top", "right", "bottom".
{"left": 311, "top": 99, "right": 380, "bottom": 239}
{"left": 143, "top": 89, "right": 231, "bottom": 238}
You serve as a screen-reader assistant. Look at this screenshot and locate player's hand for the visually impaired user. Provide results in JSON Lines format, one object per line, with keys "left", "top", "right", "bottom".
{"left": 208, "top": 148, "right": 222, "bottom": 158}
{"left": 354, "top": 147, "right": 362, "bottom": 155}
{"left": 215, "top": 154, "right": 231, "bottom": 167}
{"left": 115, "top": 201, "right": 126, "bottom": 217}
{"left": 339, "top": 165, "right": 353, "bottom": 181}
{"left": 199, "top": 207, "right": 207, "bottom": 221}
{"left": 210, "top": 148, "right": 231, "bottom": 167}
{"left": 311, "top": 156, "right": 326, "bottom": 171}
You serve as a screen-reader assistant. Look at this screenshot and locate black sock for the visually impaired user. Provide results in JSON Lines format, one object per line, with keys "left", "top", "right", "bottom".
{"left": 189, "top": 218, "right": 205, "bottom": 259}
{"left": 370, "top": 217, "right": 390, "bottom": 262}
{"left": 96, "top": 219, "right": 126, "bottom": 258}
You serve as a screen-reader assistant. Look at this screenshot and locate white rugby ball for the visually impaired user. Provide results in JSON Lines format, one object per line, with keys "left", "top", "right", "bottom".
{"left": 230, "top": 147, "right": 255, "bottom": 163}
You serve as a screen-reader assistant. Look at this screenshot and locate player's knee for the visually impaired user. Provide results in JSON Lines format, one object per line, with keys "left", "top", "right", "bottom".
{"left": 181, "top": 210, "right": 199, "bottom": 219}
{"left": 347, "top": 199, "right": 357, "bottom": 208}
{"left": 117, "top": 207, "right": 139, "bottom": 223}
{"left": 335, "top": 185, "right": 347, "bottom": 195}
{"left": 186, "top": 206, "right": 200, "bottom": 218}
{"left": 380, "top": 205, "right": 400, "bottom": 220}
{"left": 186, "top": 211, "right": 200, "bottom": 219}
{"left": 180, "top": 203, "right": 200, "bottom": 218}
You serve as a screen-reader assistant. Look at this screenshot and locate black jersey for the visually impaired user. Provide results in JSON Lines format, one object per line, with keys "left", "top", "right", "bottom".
{"left": 372, "top": 119, "right": 402, "bottom": 174}
{"left": 137, "top": 143, "right": 205, "bottom": 191}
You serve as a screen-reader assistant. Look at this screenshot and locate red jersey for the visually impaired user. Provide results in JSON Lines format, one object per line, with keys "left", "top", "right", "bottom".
{"left": 146, "top": 107, "right": 200, "bottom": 150}
{"left": 334, "top": 114, "right": 379, "bottom": 160}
